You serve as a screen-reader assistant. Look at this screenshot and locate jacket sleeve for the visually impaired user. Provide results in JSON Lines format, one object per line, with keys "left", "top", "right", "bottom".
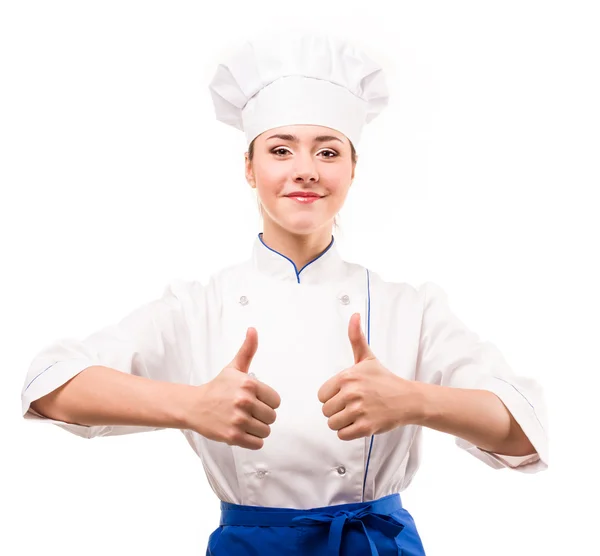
{"left": 20, "top": 280, "right": 194, "bottom": 439}
{"left": 415, "top": 281, "right": 549, "bottom": 473}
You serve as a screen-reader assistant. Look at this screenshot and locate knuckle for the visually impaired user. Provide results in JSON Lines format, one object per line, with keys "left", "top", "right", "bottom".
{"left": 224, "top": 430, "right": 238, "bottom": 445}
{"left": 233, "top": 394, "right": 253, "bottom": 410}
{"left": 346, "top": 387, "right": 363, "bottom": 401}
{"left": 231, "top": 412, "right": 248, "bottom": 427}
{"left": 339, "top": 369, "right": 352, "bottom": 383}
{"left": 350, "top": 400, "right": 365, "bottom": 416}
{"left": 342, "top": 368, "right": 358, "bottom": 382}
{"left": 241, "top": 377, "right": 258, "bottom": 392}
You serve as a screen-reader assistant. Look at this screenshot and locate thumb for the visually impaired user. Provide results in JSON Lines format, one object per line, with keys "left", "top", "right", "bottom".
{"left": 230, "top": 327, "right": 258, "bottom": 374}
{"left": 348, "top": 313, "right": 374, "bottom": 363}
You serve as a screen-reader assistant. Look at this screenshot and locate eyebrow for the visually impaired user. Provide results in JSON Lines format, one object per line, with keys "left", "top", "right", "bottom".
{"left": 265, "top": 133, "right": 344, "bottom": 144}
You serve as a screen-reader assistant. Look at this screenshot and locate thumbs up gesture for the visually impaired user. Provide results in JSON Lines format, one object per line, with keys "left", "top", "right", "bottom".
{"left": 317, "top": 314, "right": 423, "bottom": 441}
{"left": 194, "top": 327, "right": 281, "bottom": 450}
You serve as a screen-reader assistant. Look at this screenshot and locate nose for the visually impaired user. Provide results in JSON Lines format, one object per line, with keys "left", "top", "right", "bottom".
{"left": 293, "top": 154, "right": 318, "bottom": 183}
{"left": 294, "top": 173, "right": 317, "bottom": 183}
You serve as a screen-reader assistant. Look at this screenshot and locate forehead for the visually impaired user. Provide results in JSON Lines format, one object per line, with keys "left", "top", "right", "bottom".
{"left": 258, "top": 125, "right": 347, "bottom": 144}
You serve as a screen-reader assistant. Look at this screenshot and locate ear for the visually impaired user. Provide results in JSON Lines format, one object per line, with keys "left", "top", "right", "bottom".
{"left": 245, "top": 154, "right": 256, "bottom": 189}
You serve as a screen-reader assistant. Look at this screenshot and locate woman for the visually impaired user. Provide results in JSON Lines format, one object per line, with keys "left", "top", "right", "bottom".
{"left": 21, "top": 32, "right": 548, "bottom": 555}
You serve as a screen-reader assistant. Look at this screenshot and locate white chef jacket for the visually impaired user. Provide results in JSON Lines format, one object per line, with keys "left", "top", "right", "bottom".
{"left": 21, "top": 234, "right": 548, "bottom": 509}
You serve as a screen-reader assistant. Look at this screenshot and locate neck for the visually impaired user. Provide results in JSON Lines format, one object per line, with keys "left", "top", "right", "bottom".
{"left": 261, "top": 218, "right": 333, "bottom": 271}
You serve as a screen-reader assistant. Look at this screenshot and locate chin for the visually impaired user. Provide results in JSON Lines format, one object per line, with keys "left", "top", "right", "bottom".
{"left": 279, "top": 216, "right": 330, "bottom": 235}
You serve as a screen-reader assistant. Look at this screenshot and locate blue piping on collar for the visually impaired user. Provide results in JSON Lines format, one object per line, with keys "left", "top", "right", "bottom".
{"left": 257, "top": 232, "right": 336, "bottom": 284}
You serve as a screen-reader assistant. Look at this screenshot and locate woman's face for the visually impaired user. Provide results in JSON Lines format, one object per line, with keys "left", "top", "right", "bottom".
{"left": 245, "top": 124, "right": 356, "bottom": 235}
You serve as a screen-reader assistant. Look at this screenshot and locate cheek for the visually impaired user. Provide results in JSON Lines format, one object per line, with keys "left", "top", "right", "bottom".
{"left": 321, "top": 163, "right": 353, "bottom": 183}
{"left": 321, "top": 166, "right": 352, "bottom": 195}
{"left": 254, "top": 164, "right": 286, "bottom": 192}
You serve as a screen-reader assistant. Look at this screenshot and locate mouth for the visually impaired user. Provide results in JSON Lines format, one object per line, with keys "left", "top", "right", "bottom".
{"left": 285, "top": 195, "right": 323, "bottom": 204}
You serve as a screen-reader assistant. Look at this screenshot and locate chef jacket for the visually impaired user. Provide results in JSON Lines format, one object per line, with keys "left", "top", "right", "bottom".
{"left": 21, "top": 234, "right": 548, "bottom": 509}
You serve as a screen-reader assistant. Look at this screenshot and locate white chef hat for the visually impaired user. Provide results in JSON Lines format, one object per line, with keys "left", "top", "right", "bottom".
{"left": 208, "top": 31, "right": 389, "bottom": 147}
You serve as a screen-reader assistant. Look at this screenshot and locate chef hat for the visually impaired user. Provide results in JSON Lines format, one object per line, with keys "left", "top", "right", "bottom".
{"left": 208, "top": 31, "right": 389, "bottom": 147}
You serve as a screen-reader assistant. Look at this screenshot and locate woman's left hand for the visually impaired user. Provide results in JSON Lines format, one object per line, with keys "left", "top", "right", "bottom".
{"left": 318, "top": 313, "right": 425, "bottom": 441}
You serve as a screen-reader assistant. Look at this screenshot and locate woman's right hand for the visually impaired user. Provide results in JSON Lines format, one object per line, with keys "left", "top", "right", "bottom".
{"left": 189, "top": 327, "right": 281, "bottom": 450}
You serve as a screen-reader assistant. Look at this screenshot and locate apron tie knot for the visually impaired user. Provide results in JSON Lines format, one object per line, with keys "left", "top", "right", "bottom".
{"left": 290, "top": 502, "right": 405, "bottom": 555}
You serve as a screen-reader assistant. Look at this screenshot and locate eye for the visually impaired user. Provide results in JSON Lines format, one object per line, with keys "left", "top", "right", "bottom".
{"left": 270, "top": 147, "right": 339, "bottom": 158}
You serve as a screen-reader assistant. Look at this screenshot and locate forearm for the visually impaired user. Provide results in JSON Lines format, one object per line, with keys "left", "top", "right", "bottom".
{"left": 30, "top": 365, "right": 194, "bottom": 430}
{"left": 413, "top": 382, "right": 537, "bottom": 457}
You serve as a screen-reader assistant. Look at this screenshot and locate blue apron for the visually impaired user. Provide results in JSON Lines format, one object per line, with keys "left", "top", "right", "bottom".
{"left": 206, "top": 493, "right": 427, "bottom": 555}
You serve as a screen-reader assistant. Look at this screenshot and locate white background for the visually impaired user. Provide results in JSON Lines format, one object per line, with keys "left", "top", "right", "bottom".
{"left": 1, "top": 1, "right": 598, "bottom": 554}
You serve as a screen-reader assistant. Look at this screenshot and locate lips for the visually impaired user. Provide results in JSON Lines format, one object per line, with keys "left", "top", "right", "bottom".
{"left": 286, "top": 193, "right": 322, "bottom": 198}
{"left": 286, "top": 195, "right": 321, "bottom": 204}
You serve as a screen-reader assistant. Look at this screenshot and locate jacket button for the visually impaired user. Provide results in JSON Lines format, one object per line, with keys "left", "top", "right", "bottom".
{"left": 340, "top": 294, "right": 350, "bottom": 305}
{"left": 239, "top": 295, "right": 249, "bottom": 306}
{"left": 337, "top": 466, "right": 346, "bottom": 475}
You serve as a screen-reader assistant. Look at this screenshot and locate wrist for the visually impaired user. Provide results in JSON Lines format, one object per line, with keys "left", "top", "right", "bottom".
{"left": 165, "top": 382, "right": 201, "bottom": 431}
{"left": 408, "top": 380, "right": 436, "bottom": 426}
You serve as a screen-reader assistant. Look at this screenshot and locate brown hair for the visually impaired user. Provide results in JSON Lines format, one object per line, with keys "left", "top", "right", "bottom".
{"left": 247, "top": 137, "right": 357, "bottom": 231}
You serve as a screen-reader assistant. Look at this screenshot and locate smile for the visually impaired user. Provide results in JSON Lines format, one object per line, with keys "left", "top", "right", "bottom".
{"left": 286, "top": 196, "right": 321, "bottom": 204}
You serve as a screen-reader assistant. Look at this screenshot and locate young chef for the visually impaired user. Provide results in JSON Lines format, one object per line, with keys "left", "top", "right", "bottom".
{"left": 21, "top": 31, "right": 548, "bottom": 555}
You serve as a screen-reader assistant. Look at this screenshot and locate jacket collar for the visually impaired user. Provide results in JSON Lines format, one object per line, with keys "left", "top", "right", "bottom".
{"left": 252, "top": 233, "right": 346, "bottom": 284}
